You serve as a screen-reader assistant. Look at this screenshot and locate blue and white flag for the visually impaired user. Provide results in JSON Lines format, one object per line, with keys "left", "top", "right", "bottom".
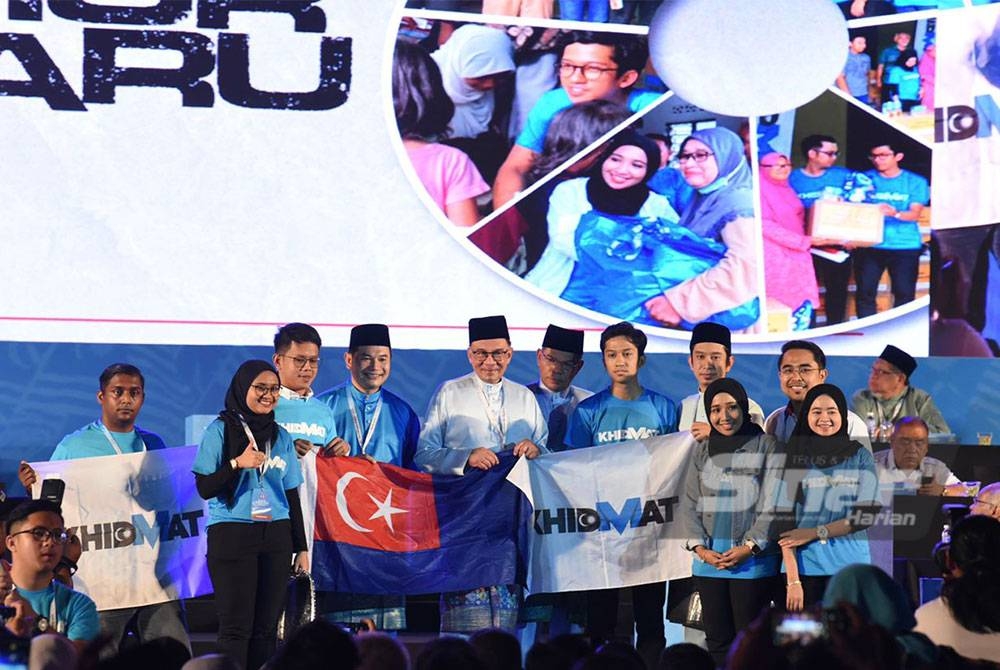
{"left": 508, "top": 433, "right": 697, "bottom": 593}
{"left": 31, "top": 446, "right": 211, "bottom": 610}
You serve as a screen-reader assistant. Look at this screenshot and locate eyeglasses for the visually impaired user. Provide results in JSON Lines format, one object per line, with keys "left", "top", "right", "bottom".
{"left": 779, "top": 365, "right": 821, "bottom": 377}
{"left": 279, "top": 355, "right": 320, "bottom": 370}
{"left": 761, "top": 162, "right": 792, "bottom": 169}
{"left": 972, "top": 497, "right": 998, "bottom": 513}
{"left": 869, "top": 366, "right": 900, "bottom": 378}
{"left": 558, "top": 62, "right": 617, "bottom": 80}
{"left": 250, "top": 384, "right": 281, "bottom": 396}
{"left": 815, "top": 149, "right": 839, "bottom": 157}
{"left": 471, "top": 349, "right": 511, "bottom": 363}
{"left": 539, "top": 350, "right": 580, "bottom": 371}
{"left": 869, "top": 152, "right": 895, "bottom": 160}
{"left": 677, "top": 151, "right": 714, "bottom": 164}
{"left": 10, "top": 527, "right": 70, "bottom": 544}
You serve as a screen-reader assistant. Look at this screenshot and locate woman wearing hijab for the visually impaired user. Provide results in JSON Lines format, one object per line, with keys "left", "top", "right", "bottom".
{"left": 825, "top": 564, "right": 940, "bottom": 667}
{"left": 192, "top": 360, "right": 307, "bottom": 670}
{"left": 431, "top": 24, "right": 515, "bottom": 140}
{"left": 525, "top": 129, "right": 678, "bottom": 295}
{"left": 778, "top": 384, "right": 879, "bottom": 610}
{"left": 759, "top": 152, "right": 820, "bottom": 329}
{"left": 683, "top": 378, "right": 782, "bottom": 666}
{"left": 644, "top": 127, "right": 760, "bottom": 329}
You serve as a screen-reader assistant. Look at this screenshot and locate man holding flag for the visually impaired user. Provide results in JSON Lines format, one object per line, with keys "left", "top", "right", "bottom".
{"left": 415, "top": 314, "right": 548, "bottom": 633}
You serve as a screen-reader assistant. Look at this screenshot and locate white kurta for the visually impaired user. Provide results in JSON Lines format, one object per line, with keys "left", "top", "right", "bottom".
{"left": 416, "top": 372, "right": 549, "bottom": 475}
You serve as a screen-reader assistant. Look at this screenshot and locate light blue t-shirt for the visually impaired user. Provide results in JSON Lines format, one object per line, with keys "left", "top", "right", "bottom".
{"left": 274, "top": 390, "right": 337, "bottom": 447}
{"left": 788, "top": 166, "right": 851, "bottom": 210}
{"left": 785, "top": 448, "right": 878, "bottom": 576}
{"left": 316, "top": 381, "right": 420, "bottom": 469}
{"left": 516, "top": 88, "right": 664, "bottom": 153}
{"left": 566, "top": 388, "right": 678, "bottom": 449}
{"left": 896, "top": 69, "right": 920, "bottom": 102}
{"left": 18, "top": 581, "right": 99, "bottom": 641}
{"left": 50, "top": 421, "right": 167, "bottom": 460}
{"left": 192, "top": 419, "right": 303, "bottom": 526}
{"left": 864, "top": 169, "right": 929, "bottom": 250}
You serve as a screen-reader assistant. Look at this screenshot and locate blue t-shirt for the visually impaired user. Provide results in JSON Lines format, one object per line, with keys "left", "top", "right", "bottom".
{"left": 647, "top": 167, "right": 694, "bottom": 214}
{"left": 879, "top": 46, "right": 902, "bottom": 83}
{"left": 864, "top": 169, "right": 929, "bottom": 250}
{"left": 784, "top": 448, "right": 878, "bottom": 576}
{"left": 50, "top": 421, "right": 167, "bottom": 460}
{"left": 566, "top": 388, "right": 678, "bottom": 449}
{"left": 516, "top": 88, "right": 664, "bottom": 153}
{"left": 788, "top": 166, "right": 851, "bottom": 210}
{"left": 192, "top": 420, "right": 303, "bottom": 526}
{"left": 316, "top": 381, "right": 420, "bottom": 469}
{"left": 274, "top": 391, "right": 337, "bottom": 447}
{"left": 896, "top": 69, "right": 920, "bottom": 102}
{"left": 18, "top": 581, "right": 99, "bottom": 641}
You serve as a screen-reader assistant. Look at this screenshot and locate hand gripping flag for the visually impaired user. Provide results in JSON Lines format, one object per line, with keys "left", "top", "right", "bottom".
{"left": 311, "top": 454, "right": 531, "bottom": 595}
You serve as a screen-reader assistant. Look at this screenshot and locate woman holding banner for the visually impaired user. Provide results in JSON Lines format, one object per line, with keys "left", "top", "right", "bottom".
{"left": 683, "top": 378, "right": 782, "bottom": 666}
{"left": 192, "top": 360, "right": 307, "bottom": 670}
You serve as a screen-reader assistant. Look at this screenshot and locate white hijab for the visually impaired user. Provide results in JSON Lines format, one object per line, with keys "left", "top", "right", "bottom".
{"left": 431, "top": 24, "right": 515, "bottom": 138}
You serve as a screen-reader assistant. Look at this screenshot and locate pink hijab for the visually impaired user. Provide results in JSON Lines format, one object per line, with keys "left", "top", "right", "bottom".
{"left": 758, "top": 152, "right": 804, "bottom": 229}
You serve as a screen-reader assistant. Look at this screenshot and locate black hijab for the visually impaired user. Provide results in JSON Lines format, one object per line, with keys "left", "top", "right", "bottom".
{"left": 703, "top": 377, "right": 763, "bottom": 457}
{"left": 218, "top": 359, "right": 279, "bottom": 462}
{"left": 585, "top": 130, "right": 660, "bottom": 216}
{"left": 788, "top": 383, "right": 861, "bottom": 468}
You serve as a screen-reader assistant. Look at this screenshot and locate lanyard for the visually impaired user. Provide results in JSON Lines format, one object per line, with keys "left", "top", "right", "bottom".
{"left": 238, "top": 416, "right": 272, "bottom": 477}
{"left": 476, "top": 382, "right": 507, "bottom": 448}
{"left": 346, "top": 393, "right": 383, "bottom": 455}
{"left": 874, "top": 396, "right": 905, "bottom": 440}
{"left": 98, "top": 422, "right": 146, "bottom": 456}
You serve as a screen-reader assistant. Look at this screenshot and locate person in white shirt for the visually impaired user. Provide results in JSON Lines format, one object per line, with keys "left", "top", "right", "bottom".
{"left": 678, "top": 322, "right": 764, "bottom": 440}
{"left": 874, "top": 416, "right": 959, "bottom": 496}
{"left": 415, "top": 314, "right": 548, "bottom": 633}
{"left": 763, "top": 340, "right": 871, "bottom": 450}
{"left": 527, "top": 324, "right": 593, "bottom": 452}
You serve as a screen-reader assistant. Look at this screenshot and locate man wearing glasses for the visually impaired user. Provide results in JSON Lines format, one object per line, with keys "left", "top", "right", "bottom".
{"left": 16, "top": 364, "right": 189, "bottom": 656}
{"left": 2, "top": 500, "right": 98, "bottom": 648}
{"left": 970, "top": 483, "right": 1000, "bottom": 520}
{"left": 788, "top": 134, "right": 853, "bottom": 325}
{"left": 763, "top": 340, "right": 871, "bottom": 448}
{"left": 527, "top": 324, "right": 592, "bottom": 452}
{"left": 493, "top": 31, "right": 660, "bottom": 208}
{"left": 873, "top": 416, "right": 959, "bottom": 496}
{"left": 271, "top": 323, "right": 339, "bottom": 559}
{"left": 853, "top": 142, "right": 929, "bottom": 318}
{"left": 851, "top": 345, "right": 950, "bottom": 439}
{"left": 415, "top": 315, "right": 547, "bottom": 634}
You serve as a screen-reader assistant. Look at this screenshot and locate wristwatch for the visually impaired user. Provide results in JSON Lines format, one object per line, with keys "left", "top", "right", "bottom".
{"left": 743, "top": 538, "right": 761, "bottom": 556}
{"left": 816, "top": 524, "right": 829, "bottom": 545}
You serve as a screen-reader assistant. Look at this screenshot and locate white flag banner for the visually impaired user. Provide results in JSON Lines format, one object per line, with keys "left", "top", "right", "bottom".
{"left": 31, "top": 447, "right": 212, "bottom": 610}
{"left": 508, "top": 433, "right": 697, "bottom": 593}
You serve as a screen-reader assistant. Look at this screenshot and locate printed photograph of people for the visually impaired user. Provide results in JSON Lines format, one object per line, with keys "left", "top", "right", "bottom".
{"left": 757, "top": 90, "right": 931, "bottom": 331}
{"left": 835, "top": 19, "right": 935, "bottom": 145}
{"left": 471, "top": 99, "right": 761, "bottom": 334}
{"left": 392, "top": 18, "right": 666, "bottom": 228}
{"left": 833, "top": 0, "right": 983, "bottom": 18}
{"left": 404, "top": 0, "right": 666, "bottom": 26}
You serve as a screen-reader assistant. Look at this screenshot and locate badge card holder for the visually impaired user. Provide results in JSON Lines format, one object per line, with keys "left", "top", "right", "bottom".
{"left": 240, "top": 416, "right": 273, "bottom": 522}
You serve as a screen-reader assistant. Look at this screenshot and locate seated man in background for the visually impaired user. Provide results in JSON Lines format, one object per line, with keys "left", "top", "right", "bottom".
{"left": 3, "top": 500, "right": 98, "bottom": 650}
{"left": 852, "top": 345, "right": 950, "bottom": 441}
{"left": 874, "top": 416, "right": 959, "bottom": 496}
{"left": 970, "top": 482, "right": 1000, "bottom": 520}
{"left": 17, "top": 364, "right": 190, "bottom": 657}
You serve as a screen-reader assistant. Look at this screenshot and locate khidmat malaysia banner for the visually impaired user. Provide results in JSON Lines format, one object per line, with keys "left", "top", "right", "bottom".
{"left": 30, "top": 447, "right": 212, "bottom": 610}
{"left": 508, "top": 433, "right": 697, "bottom": 593}
{"left": 6, "top": 0, "right": 1000, "bottom": 354}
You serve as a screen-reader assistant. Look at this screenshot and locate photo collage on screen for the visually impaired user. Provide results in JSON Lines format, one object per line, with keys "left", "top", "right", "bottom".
{"left": 391, "top": 0, "right": 1000, "bottom": 352}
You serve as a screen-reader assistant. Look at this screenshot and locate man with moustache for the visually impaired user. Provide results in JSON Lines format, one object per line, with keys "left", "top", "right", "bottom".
{"left": 527, "top": 324, "right": 592, "bottom": 452}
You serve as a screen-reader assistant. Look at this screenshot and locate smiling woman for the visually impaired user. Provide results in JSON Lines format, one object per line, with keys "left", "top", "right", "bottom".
{"left": 191, "top": 360, "right": 307, "bottom": 670}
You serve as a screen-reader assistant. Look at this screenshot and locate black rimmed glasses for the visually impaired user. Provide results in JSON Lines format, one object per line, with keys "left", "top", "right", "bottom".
{"left": 558, "top": 62, "right": 618, "bottom": 80}
{"left": 11, "top": 527, "right": 69, "bottom": 544}
{"left": 471, "top": 349, "right": 511, "bottom": 363}
{"left": 250, "top": 384, "right": 281, "bottom": 396}
{"left": 677, "top": 151, "right": 714, "bottom": 164}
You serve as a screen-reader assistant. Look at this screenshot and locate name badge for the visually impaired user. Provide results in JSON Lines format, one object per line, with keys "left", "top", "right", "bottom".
{"left": 251, "top": 487, "right": 272, "bottom": 521}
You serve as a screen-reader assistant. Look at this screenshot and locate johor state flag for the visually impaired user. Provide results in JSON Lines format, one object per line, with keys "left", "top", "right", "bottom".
{"left": 311, "top": 454, "right": 531, "bottom": 595}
